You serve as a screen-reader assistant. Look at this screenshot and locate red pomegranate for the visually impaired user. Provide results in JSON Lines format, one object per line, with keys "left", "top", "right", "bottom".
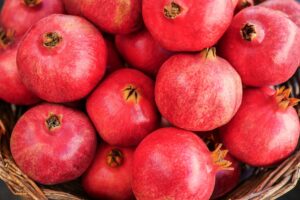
{"left": 132, "top": 127, "right": 232, "bottom": 200}
{"left": 142, "top": 0, "right": 234, "bottom": 51}
{"left": 155, "top": 48, "right": 243, "bottom": 131}
{"left": 260, "top": 0, "right": 300, "bottom": 27}
{"left": 235, "top": 0, "right": 254, "bottom": 13}
{"left": 0, "top": 28, "right": 39, "bottom": 105}
{"left": 62, "top": 0, "right": 81, "bottom": 15}
{"left": 10, "top": 103, "right": 97, "bottom": 185}
{"left": 115, "top": 29, "right": 172, "bottom": 76}
{"left": 87, "top": 68, "right": 159, "bottom": 147}
{"left": 105, "top": 38, "right": 123, "bottom": 75}
{"left": 82, "top": 144, "right": 134, "bottom": 200}
{"left": 219, "top": 6, "right": 300, "bottom": 87}
{"left": 0, "top": 0, "right": 64, "bottom": 37}
{"left": 220, "top": 87, "right": 300, "bottom": 167}
{"left": 232, "top": 0, "right": 239, "bottom": 7}
{"left": 80, "top": 0, "right": 142, "bottom": 34}
{"left": 17, "top": 14, "right": 107, "bottom": 103}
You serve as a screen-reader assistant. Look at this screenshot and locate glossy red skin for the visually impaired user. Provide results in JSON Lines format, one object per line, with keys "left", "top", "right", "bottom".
{"left": 10, "top": 103, "right": 97, "bottom": 185}
{"left": 17, "top": 14, "right": 107, "bottom": 103}
{"left": 155, "top": 53, "right": 243, "bottom": 131}
{"left": 260, "top": 0, "right": 300, "bottom": 27}
{"left": 87, "top": 68, "right": 159, "bottom": 147}
{"left": 219, "top": 6, "right": 300, "bottom": 87}
{"left": 235, "top": 0, "right": 254, "bottom": 13}
{"left": 0, "top": 0, "right": 64, "bottom": 37}
{"left": 105, "top": 39, "right": 123, "bottom": 75}
{"left": 212, "top": 153, "right": 241, "bottom": 199}
{"left": 115, "top": 29, "right": 172, "bottom": 76}
{"left": 132, "top": 127, "right": 216, "bottom": 200}
{"left": 62, "top": 0, "right": 81, "bottom": 15}
{"left": 0, "top": 42, "right": 39, "bottom": 105}
{"left": 142, "top": 0, "right": 234, "bottom": 51}
{"left": 82, "top": 144, "right": 134, "bottom": 200}
{"left": 81, "top": 0, "right": 142, "bottom": 34}
{"left": 220, "top": 88, "right": 300, "bottom": 167}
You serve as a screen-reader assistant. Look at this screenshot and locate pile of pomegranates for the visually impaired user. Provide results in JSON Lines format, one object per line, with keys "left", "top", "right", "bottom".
{"left": 0, "top": 0, "right": 300, "bottom": 199}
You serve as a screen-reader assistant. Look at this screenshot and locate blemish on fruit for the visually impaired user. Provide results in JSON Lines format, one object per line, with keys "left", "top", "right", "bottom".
{"left": 106, "top": 148, "right": 124, "bottom": 167}
{"left": 114, "top": 0, "right": 131, "bottom": 26}
{"left": 164, "top": 2, "right": 182, "bottom": 19}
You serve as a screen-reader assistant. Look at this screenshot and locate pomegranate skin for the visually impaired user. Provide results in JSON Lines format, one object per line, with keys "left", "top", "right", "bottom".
{"left": 132, "top": 127, "right": 216, "bottom": 200}
{"left": 86, "top": 68, "right": 159, "bottom": 147}
{"left": 105, "top": 39, "right": 123, "bottom": 75}
{"left": 220, "top": 88, "right": 300, "bottom": 167}
{"left": 82, "top": 144, "right": 134, "bottom": 200}
{"left": 80, "top": 0, "right": 142, "bottom": 34}
{"left": 155, "top": 50, "right": 243, "bottom": 131}
{"left": 62, "top": 0, "right": 81, "bottom": 15}
{"left": 232, "top": 0, "right": 239, "bottom": 7}
{"left": 260, "top": 0, "right": 300, "bottom": 27}
{"left": 17, "top": 14, "right": 107, "bottom": 103}
{"left": 115, "top": 29, "right": 172, "bottom": 76}
{"left": 0, "top": 42, "right": 39, "bottom": 105}
{"left": 219, "top": 6, "right": 300, "bottom": 87}
{"left": 142, "top": 0, "right": 234, "bottom": 51}
{"left": 10, "top": 103, "right": 97, "bottom": 185}
{"left": 0, "top": 0, "right": 64, "bottom": 37}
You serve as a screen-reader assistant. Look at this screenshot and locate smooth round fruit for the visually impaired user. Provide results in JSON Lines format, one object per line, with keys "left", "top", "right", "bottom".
{"left": 87, "top": 68, "right": 159, "bottom": 147}
{"left": 62, "top": 0, "right": 82, "bottom": 15}
{"left": 105, "top": 38, "right": 123, "bottom": 74}
{"left": 155, "top": 48, "right": 243, "bottom": 131}
{"left": 142, "top": 0, "right": 234, "bottom": 51}
{"left": 219, "top": 6, "right": 300, "bottom": 86}
{"left": 115, "top": 29, "right": 172, "bottom": 76}
{"left": 82, "top": 144, "right": 134, "bottom": 200}
{"left": 0, "top": 0, "right": 64, "bottom": 36}
{"left": 17, "top": 14, "right": 107, "bottom": 103}
{"left": 0, "top": 29, "right": 39, "bottom": 105}
{"left": 80, "top": 0, "right": 142, "bottom": 34}
{"left": 220, "top": 87, "right": 300, "bottom": 166}
{"left": 10, "top": 103, "right": 97, "bottom": 185}
{"left": 132, "top": 127, "right": 217, "bottom": 200}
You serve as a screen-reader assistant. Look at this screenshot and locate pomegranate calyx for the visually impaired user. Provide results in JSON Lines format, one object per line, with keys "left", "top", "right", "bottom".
{"left": 22, "top": 0, "right": 42, "bottom": 7}
{"left": 43, "top": 32, "right": 62, "bottom": 48}
{"left": 0, "top": 121, "right": 6, "bottom": 136}
{"left": 0, "top": 28, "right": 15, "bottom": 49}
{"left": 200, "top": 47, "right": 217, "bottom": 59}
{"left": 123, "top": 85, "right": 140, "bottom": 103}
{"left": 241, "top": 23, "right": 257, "bottom": 41}
{"left": 164, "top": 2, "right": 182, "bottom": 19}
{"left": 106, "top": 149, "right": 124, "bottom": 168}
{"left": 211, "top": 144, "right": 233, "bottom": 172}
{"left": 275, "top": 86, "right": 300, "bottom": 109}
{"left": 46, "top": 113, "right": 62, "bottom": 131}
{"left": 241, "top": 0, "right": 252, "bottom": 8}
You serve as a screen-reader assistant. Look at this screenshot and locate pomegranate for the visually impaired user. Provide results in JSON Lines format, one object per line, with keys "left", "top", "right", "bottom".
{"left": 62, "top": 0, "right": 81, "bottom": 15}
{"left": 142, "top": 0, "right": 234, "bottom": 51}
{"left": 80, "top": 0, "right": 142, "bottom": 34}
{"left": 219, "top": 6, "right": 300, "bottom": 87}
{"left": 10, "top": 103, "right": 97, "bottom": 185}
{"left": 105, "top": 38, "right": 123, "bottom": 75}
{"left": 87, "top": 68, "right": 159, "bottom": 147}
{"left": 220, "top": 87, "right": 300, "bottom": 167}
{"left": 82, "top": 144, "right": 134, "bottom": 200}
{"left": 115, "top": 29, "right": 172, "bottom": 76}
{"left": 235, "top": 0, "right": 254, "bottom": 13}
{"left": 0, "top": 28, "right": 39, "bottom": 105}
{"left": 155, "top": 48, "right": 243, "bottom": 131}
{"left": 260, "top": 0, "right": 300, "bottom": 27}
{"left": 0, "top": 0, "right": 64, "bottom": 37}
{"left": 17, "top": 14, "right": 107, "bottom": 103}
{"left": 132, "top": 127, "right": 232, "bottom": 200}
{"left": 232, "top": 0, "right": 239, "bottom": 7}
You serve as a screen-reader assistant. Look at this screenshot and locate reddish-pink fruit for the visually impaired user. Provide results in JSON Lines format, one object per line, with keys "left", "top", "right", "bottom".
{"left": 80, "top": 0, "right": 142, "bottom": 34}
{"left": 87, "top": 68, "right": 159, "bottom": 147}
{"left": 62, "top": 0, "right": 81, "bottom": 15}
{"left": 0, "top": 29, "right": 39, "bottom": 105}
{"left": 260, "top": 0, "right": 300, "bottom": 27}
{"left": 220, "top": 87, "right": 300, "bottom": 167}
{"left": 155, "top": 48, "right": 243, "bottom": 131}
{"left": 17, "top": 14, "right": 107, "bottom": 103}
{"left": 142, "top": 0, "right": 234, "bottom": 51}
{"left": 132, "top": 127, "right": 231, "bottom": 200}
{"left": 82, "top": 144, "right": 134, "bottom": 200}
{"left": 232, "top": 0, "right": 239, "bottom": 7}
{"left": 235, "top": 0, "right": 254, "bottom": 13}
{"left": 105, "top": 38, "right": 123, "bottom": 74}
{"left": 219, "top": 6, "right": 300, "bottom": 87}
{"left": 115, "top": 29, "right": 172, "bottom": 76}
{"left": 0, "top": 0, "right": 64, "bottom": 37}
{"left": 10, "top": 103, "right": 97, "bottom": 185}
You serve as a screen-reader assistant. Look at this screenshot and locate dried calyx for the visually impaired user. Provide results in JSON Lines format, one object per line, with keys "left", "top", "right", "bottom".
{"left": 46, "top": 114, "right": 61, "bottom": 131}
{"left": 241, "top": 23, "right": 257, "bottom": 41}
{"left": 200, "top": 47, "right": 217, "bottom": 59}
{"left": 123, "top": 85, "right": 140, "bottom": 103}
{"left": 0, "top": 27, "right": 15, "bottom": 49}
{"left": 106, "top": 149, "right": 124, "bottom": 168}
{"left": 43, "top": 32, "right": 62, "bottom": 48}
{"left": 275, "top": 87, "right": 300, "bottom": 110}
{"left": 211, "top": 144, "right": 233, "bottom": 171}
{"left": 240, "top": 0, "right": 252, "bottom": 8}
{"left": 164, "top": 2, "right": 182, "bottom": 19}
{"left": 22, "top": 0, "right": 42, "bottom": 7}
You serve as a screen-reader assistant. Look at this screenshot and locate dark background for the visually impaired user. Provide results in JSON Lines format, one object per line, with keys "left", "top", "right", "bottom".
{"left": 0, "top": 0, "right": 300, "bottom": 199}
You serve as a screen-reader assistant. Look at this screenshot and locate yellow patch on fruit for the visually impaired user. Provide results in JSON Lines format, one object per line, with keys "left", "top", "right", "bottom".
{"left": 114, "top": 0, "right": 131, "bottom": 26}
{"left": 123, "top": 85, "right": 140, "bottom": 104}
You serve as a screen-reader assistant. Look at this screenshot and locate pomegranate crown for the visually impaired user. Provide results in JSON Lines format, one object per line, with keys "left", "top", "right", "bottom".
{"left": 211, "top": 144, "right": 233, "bottom": 171}
{"left": 0, "top": 27, "right": 15, "bottom": 49}
{"left": 22, "top": 0, "right": 43, "bottom": 7}
{"left": 275, "top": 86, "right": 300, "bottom": 110}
